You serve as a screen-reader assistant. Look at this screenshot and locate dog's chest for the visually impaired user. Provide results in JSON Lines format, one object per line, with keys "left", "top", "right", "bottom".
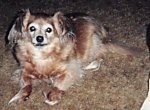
{"left": 32, "top": 48, "right": 53, "bottom": 66}
{"left": 25, "top": 48, "right": 54, "bottom": 75}
{"left": 20, "top": 44, "right": 68, "bottom": 76}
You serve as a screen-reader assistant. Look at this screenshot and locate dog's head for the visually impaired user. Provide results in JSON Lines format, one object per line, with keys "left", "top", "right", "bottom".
{"left": 7, "top": 9, "right": 75, "bottom": 48}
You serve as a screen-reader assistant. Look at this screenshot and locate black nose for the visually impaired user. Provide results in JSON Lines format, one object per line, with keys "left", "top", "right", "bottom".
{"left": 36, "top": 36, "right": 44, "bottom": 43}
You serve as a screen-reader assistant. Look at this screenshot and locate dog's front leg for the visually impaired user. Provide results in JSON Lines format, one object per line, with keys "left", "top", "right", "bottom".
{"left": 8, "top": 70, "right": 32, "bottom": 104}
{"left": 44, "top": 73, "right": 75, "bottom": 105}
{"left": 44, "top": 86, "right": 65, "bottom": 105}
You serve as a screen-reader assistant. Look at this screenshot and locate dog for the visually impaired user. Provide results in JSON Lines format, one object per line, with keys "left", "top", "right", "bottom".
{"left": 7, "top": 9, "right": 134, "bottom": 105}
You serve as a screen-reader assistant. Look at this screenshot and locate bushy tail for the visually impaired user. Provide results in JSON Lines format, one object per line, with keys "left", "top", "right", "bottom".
{"left": 104, "top": 43, "right": 139, "bottom": 57}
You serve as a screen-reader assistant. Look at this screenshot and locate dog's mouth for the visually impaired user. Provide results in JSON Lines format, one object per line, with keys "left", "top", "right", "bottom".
{"left": 34, "top": 43, "right": 48, "bottom": 47}
{"left": 32, "top": 36, "right": 48, "bottom": 47}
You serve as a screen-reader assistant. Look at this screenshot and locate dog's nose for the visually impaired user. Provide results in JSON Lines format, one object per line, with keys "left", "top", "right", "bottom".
{"left": 36, "top": 36, "right": 44, "bottom": 43}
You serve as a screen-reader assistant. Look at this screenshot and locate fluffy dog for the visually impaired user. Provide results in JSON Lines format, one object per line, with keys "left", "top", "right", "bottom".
{"left": 7, "top": 10, "right": 133, "bottom": 105}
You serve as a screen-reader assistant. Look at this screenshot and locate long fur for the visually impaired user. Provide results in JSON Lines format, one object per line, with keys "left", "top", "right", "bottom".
{"left": 7, "top": 10, "right": 134, "bottom": 105}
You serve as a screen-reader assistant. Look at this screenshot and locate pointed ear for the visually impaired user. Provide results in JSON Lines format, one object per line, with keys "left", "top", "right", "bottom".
{"left": 53, "top": 12, "right": 67, "bottom": 36}
{"left": 7, "top": 9, "right": 31, "bottom": 47}
{"left": 22, "top": 9, "right": 31, "bottom": 29}
{"left": 14, "top": 9, "right": 31, "bottom": 32}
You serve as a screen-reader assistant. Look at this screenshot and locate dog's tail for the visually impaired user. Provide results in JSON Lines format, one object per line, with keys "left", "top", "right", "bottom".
{"left": 103, "top": 42, "right": 140, "bottom": 57}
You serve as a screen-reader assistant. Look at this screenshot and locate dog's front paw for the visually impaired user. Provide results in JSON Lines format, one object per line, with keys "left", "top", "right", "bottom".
{"left": 8, "top": 92, "right": 29, "bottom": 105}
{"left": 44, "top": 99, "right": 58, "bottom": 106}
{"left": 8, "top": 85, "right": 32, "bottom": 105}
{"left": 43, "top": 87, "right": 64, "bottom": 105}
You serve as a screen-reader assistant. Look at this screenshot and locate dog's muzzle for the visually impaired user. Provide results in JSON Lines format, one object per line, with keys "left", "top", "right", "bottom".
{"left": 33, "top": 36, "right": 48, "bottom": 46}
{"left": 36, "top": 36, "right": 44, "bottom": 43}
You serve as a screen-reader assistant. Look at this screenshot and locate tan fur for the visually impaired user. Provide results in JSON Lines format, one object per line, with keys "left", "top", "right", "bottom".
{"left": 8, "top": 10, "right": 133, "bottom": 105}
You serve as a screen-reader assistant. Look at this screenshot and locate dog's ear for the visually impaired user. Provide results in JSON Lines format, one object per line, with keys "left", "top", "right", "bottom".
{"left": 14, "top": 9, "right": 31, "bottom": 32}
{"left": 53, "top": 12, "right": 67, "bottom": 36}
{"left": 53, "top": 12, "right": 74, "bottom": 36}
{"left": 7, "top": 9, "right": 31, "bottom": 47}
{"left": 21, "top": 9, "right": 31, "bottom": 30}
{"left": 52, "top": 12, "right": 75, "bottom": 43}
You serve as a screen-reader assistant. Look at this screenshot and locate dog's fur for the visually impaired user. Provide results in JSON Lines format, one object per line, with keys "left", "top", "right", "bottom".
{"left": 7, "top": 10, "right": 134, "bottom": 105}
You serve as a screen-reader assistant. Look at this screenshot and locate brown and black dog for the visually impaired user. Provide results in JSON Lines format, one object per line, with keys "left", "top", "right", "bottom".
{"left": 7, "top": 9, "right": 134, "bottom": 105}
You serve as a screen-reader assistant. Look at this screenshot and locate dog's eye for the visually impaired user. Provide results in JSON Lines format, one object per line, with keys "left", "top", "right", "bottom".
{"left": 29, "top": 26, "right": 36, "bottom": 32}
{"left": 46, "top": 27, "right": 52, "bottom": 33}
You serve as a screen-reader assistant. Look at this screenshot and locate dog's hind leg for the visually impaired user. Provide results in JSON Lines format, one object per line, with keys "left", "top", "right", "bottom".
{"left": 83, "top": 59, "right": 103, "bottom": 71}
{"left": 8, "top": 70, "right": 32, "bottom": 104}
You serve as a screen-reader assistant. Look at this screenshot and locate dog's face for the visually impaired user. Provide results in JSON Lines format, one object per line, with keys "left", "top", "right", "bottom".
{"left": 27, "top": 17, "right": 54, "bottom": 46}
{"left": 8, "top": 10, "right": 75, "bottom": 48}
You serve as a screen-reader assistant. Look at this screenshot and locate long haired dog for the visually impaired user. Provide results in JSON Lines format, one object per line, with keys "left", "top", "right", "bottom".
{"left": 7, "top": 10, "right": 133, "bottom": 105}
